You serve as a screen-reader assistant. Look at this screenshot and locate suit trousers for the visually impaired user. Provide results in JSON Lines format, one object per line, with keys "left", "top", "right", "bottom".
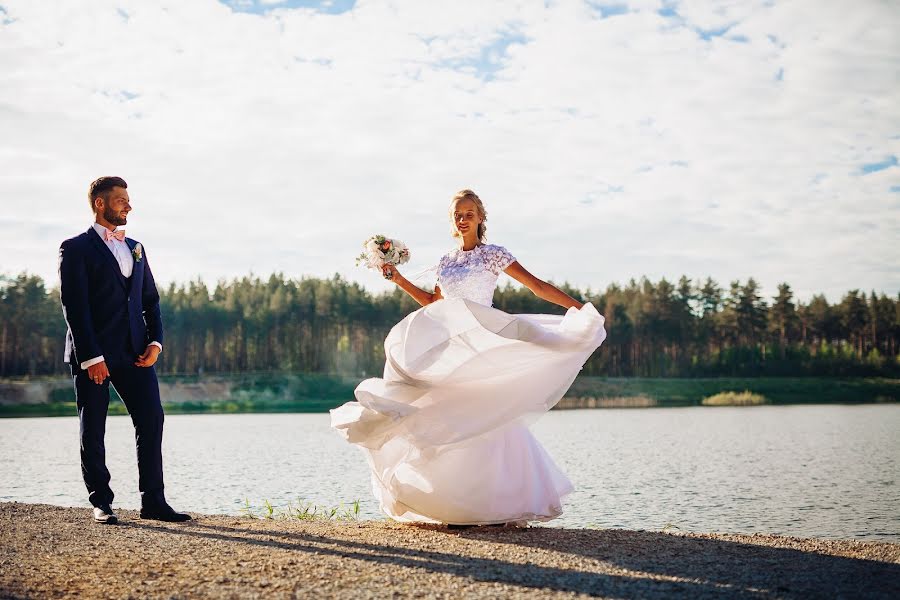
{"left": 72, "top": 363, "right": 166, "bottom": 508}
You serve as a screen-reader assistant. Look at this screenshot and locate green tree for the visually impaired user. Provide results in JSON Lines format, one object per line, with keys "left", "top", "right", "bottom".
{"left": 769, "top": 283, "right": 798, "bottom": 359}
{"left": 840, "top": 290, "right": 869, "bottom": 359}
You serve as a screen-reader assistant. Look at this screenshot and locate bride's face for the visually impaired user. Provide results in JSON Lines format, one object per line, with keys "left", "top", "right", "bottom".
{"left": 452, "top": 199, "right": 481, "bottom": 238}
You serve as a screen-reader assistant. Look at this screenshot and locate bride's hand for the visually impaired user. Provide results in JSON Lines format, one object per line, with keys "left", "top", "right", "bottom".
{"left": 382, "top": 264, "right": 400, "bottom": 282}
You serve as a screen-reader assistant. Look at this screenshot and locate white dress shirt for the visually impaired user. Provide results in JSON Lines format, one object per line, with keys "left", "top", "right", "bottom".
{"left": 92, "top": 222, "right": 134, "bottom": 277}
{"left": 80, "top": 224, "right": 162, "bottom": 370}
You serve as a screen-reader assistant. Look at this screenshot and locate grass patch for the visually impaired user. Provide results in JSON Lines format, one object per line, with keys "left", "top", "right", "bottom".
{"left": 701, "top": 391, "right": 768, "bottom": 406}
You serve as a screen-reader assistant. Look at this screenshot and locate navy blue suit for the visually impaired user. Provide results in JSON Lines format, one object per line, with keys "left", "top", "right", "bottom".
{"left": 59, "top": 227, "right": 167, "bottom": 509}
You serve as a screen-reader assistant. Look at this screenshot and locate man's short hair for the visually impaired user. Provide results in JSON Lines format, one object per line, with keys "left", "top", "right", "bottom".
{"left": 88, "top": 176, "right": 128, "bottom": 212}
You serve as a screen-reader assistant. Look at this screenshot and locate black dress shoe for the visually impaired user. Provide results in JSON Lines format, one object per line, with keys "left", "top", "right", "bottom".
{"left": 140, "top": 503, "right": 191, "bottom": 522}
{"left": 93, "top": 504, "right": 118, "bottom": 524}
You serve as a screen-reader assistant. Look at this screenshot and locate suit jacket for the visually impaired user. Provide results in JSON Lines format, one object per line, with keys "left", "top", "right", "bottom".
{"left": 59, "top": 228, "right": 164, "bottom": 368}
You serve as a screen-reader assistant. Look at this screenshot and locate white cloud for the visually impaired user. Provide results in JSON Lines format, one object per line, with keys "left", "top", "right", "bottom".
{"left": 0, "top": 0, "right": 898, "bottom": 303}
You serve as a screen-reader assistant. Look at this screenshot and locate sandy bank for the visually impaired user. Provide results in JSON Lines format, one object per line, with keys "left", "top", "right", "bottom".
{"left": 1, "top": 503, "right": 898, "bottom": 599}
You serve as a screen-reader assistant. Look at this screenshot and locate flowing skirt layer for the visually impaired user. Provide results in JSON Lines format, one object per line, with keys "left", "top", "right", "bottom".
{"left": 330, "top": 299, "right": 606, "bottom": 524}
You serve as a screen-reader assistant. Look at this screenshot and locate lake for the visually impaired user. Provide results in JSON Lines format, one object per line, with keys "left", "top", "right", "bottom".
{"left": 1, "top": 405, "right": 897, "bottom": 541}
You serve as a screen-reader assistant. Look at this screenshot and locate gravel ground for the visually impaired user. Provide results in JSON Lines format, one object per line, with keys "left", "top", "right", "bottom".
{"left": 1, "top": 502, "right": 898, "bottom": 599}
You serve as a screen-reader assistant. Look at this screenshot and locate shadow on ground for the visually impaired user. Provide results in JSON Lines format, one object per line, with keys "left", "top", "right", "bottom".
{"left": 122, "top": 520, "right": 899, "bottom": 598}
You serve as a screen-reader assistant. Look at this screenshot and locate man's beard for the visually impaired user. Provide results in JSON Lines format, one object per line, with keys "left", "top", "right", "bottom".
{"left": 103, "top": 205, "right": 127, "bottom": 226}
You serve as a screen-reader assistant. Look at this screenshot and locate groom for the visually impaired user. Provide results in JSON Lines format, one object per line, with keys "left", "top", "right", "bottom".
{"left": 58, "top": 176, "right": 189, "bottom": 524}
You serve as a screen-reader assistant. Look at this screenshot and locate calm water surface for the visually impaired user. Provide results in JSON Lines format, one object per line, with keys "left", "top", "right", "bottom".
{"left": 1, "top": 405, "right": 897, "bottom": 541}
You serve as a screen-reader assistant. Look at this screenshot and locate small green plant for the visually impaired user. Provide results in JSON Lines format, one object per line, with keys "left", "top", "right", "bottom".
{"left": 239, "top": 498, "right": 257, "bottom": 519}
{"left": 342, "top": 499, "right": 361, "bottom": 521}
{"left": 240, "top": 498, "right": 363, "bottom": 522}
{"left": 288, "top": 499, "right": 319, "bottom": 521}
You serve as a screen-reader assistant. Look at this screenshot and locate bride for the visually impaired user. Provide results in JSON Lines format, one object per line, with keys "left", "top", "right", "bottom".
{"left": 331, "top": 189, "right": 606, "bottom": 526}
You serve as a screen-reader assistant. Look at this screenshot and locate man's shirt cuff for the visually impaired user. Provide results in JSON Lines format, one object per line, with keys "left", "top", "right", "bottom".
{"left": 149, "top": 341, "right": 163, "bottom": 352}
{"left": 80, "top": 356, "right": 105, "bottom": 370}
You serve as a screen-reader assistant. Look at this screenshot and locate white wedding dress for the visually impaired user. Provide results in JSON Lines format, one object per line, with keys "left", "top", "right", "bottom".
{"left": 330, "top": 244, "right": 607, "bottom": 525}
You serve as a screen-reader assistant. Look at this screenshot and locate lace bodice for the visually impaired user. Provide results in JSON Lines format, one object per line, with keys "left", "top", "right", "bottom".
{"left": 436, "top": 244, "right": 516, "bottom": 307}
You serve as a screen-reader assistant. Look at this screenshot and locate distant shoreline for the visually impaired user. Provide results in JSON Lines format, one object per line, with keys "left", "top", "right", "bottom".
{"left": 0, "top": 374, "right": 897, "bottom": 418}
{"left": 2, "top": 503, "right": 898, "bottom": 598}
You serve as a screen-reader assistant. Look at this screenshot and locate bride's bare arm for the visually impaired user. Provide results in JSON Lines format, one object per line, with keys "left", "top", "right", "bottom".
{"left": 382, "top": 264, "right": 444, "bottom": 307}
{"left": 504, "top": 261, "right": 583, "bottom": 310}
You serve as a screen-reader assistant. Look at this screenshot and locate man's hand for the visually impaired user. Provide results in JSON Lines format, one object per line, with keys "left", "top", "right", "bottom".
{"left": 135, "top": 345, "right": 161, "bottom": 368}
{"left": 86, "top": 361, "right": 110, "bottom": 385}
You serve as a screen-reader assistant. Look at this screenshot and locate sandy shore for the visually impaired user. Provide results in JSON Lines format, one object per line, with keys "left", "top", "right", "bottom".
{"left": 1, "top": 503, "right": 898, "bottom": 599}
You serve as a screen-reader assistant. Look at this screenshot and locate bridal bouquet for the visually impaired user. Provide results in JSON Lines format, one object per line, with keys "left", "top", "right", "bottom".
{"left": 356, "top": 235, "right": 410, "bottom": 280}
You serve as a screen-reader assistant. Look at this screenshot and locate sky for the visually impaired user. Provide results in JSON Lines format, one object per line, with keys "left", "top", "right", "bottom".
{"left": 1, "top": 0, "right": 898, "bottom": 302}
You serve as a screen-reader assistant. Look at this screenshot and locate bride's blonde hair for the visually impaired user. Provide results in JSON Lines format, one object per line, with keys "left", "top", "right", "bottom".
{"left": 449, "top": 189, "right": 488, "bottom": 241}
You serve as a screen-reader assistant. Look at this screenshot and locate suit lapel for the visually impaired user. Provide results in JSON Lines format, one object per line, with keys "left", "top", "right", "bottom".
{"left": 87, "top": 228, "right": 127, "bottom": 290}
{"left": 126, "top": 238, "right": 143, "bottom": 292}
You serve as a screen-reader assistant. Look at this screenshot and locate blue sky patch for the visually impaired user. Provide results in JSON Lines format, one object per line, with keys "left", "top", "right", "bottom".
{"left": 220, "top": 0, "right": 355, "bottom": 15}
{"left": 658, "top": 6, "right": 678, "bottom": 18}
{"left": 861, "top": 155, "right": 898, "bottom": 174}
{"left": 697, "top": 25, "right": 733, "bottom": 40}
{"left": 431, "top": 29, "right": 529, "bottom": 82}
{"left": 586, "top": 2, "right": 629, "bottom": 18}
{"left": 766, "top": 34, "right": 785, "bottom": 48}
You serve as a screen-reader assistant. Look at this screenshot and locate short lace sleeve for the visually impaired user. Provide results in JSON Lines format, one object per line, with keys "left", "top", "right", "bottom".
{"left": 485, "top": 245, "right": 516, "bottom": 275}
{"left": 435, "top": 254, "right": 448, "bottom": 286}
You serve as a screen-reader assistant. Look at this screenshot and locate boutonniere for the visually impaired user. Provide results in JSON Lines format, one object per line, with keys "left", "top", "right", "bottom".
{"left": 132, "top": 243, "right": 143, "bottom": 263}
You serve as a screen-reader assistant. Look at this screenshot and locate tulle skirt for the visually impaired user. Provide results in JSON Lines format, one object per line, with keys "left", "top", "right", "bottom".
{"left": 330, "top": 298, "right": 607, "bottom": 525}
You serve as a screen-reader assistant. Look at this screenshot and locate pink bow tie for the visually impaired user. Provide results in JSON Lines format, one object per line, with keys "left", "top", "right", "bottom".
{"left": 104, "top": 229, "right": 125, "bottom": 242}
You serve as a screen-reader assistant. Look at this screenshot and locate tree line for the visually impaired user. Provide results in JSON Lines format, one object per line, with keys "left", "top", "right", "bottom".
{"left": 1, "top": 272, "right": 898, "bottom": 378}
